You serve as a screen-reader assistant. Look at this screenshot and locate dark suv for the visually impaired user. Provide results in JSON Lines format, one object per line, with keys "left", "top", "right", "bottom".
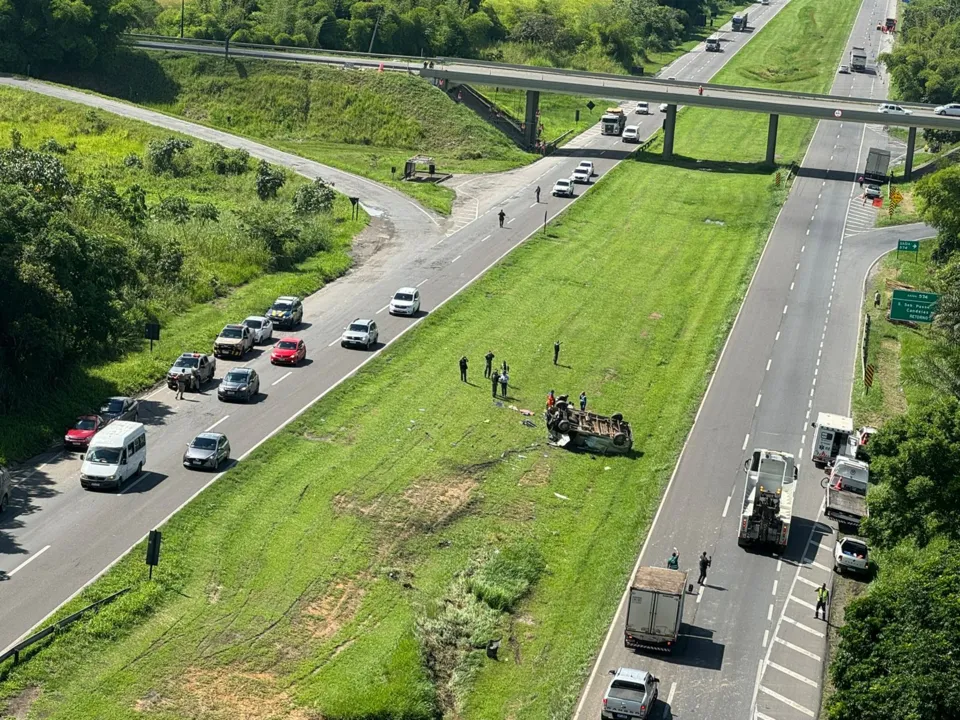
{"left": 267, "top": 295, "right": 304, "bottom": 329}
{"left": 217, "top": 367, "right": 260, "bottom": 403}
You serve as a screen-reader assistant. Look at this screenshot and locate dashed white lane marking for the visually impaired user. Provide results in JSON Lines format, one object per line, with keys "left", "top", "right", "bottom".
{"left": 507, "top": 217, "right": 515, "bottom": 224}
{"left": 766, "top": 358, "right": 772, "bottom": 371}
{"left": 328, "top": 338, "right": 340, "bottom": 347}
{"left": 8, "top": 545, "right": 51, "bottom": 577}
{"left": 434, "top": 239, "right": 444, "bottom": 246}
{"left": 775, "top": 331, "right": 780, "bottom": 342}
{"left": 756, "top": 393, "right": 762, "bottom": 408}
{"left": 783, "top": 304, "right": 788, "bottom": 314}
{"left": 722, "top": 495, "right": 732, "bottom": 518}
{"left": 767, "top": 604, "right": 774, "bottom": 621}
{"left": 806, "top": 228, "right": 810, "bottom": 236}
{"left": 743, "top": 433, "right": 750, "bottom": 450}
{"left": 801, "top": 434, "right": 806, "bottom": 445}
{"left": 790, "top": 280, "right": 795, "bottom": 290}
{"left": 772, "top": 579, "right": 778, "bottom": 595}
{"left": 762, "top": 629, "right": 769, "bottom": 647}
{"left": 759, "top": 685, "right": 815, "bottom": 717}
{"left": 416, "top": 278, "right": 429, "bottom": 287}
{"left": 783, "top": 615, "right": 825, "bottom": 638}
{"left": 777, "top": 559, "right": 782, "bottom": 573}
{"left": 272, "top": 371, "right": 292, "bottom": 386}
{"left": 796, "top": 262, "right": 800, "bottom": 270}
{"left": 376, "top": 304, "right": 389, "bottom": 314}
{"left": 789, "top": 594, "right": 817, "bottom": 611}
{"left": 205, "top": 416, "right": 229, "bottom": 432}
{"left": 529, "top": 202, "right": 538, "bottom": 208}
{"left": 776, "top": 636, "right": 822, "bottom": 662}
{"left": 481, "top": 234, "right": 491, "bottom": 243}
{"left": 801, "top": 245, "right": 805, "bottom": 252}
{"left": 146, "top": 386, "right": 167, "bottom": 400}
{"left": 452, "top": 255, "right": 462, "bottom": 263}
{"left": 767, "top": 661, "right": 818, "bottom": 688}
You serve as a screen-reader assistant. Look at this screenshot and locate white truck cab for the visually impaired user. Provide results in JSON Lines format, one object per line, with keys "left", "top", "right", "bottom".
{"left": 810, "top": 412, "right": 856, "bottom": 465}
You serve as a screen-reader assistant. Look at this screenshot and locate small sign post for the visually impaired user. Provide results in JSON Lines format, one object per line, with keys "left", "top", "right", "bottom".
{"left": 897, "top": 239, "right": 919, "bottom": 260}
{"left": 144, "top": 323, "right": 160, "bottom": 352}
{"left": 146, "top": 529, "right": 162, "bottom": 580}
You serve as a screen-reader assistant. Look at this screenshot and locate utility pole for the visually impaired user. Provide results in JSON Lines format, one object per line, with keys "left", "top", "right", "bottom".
{"left": 180, "top": 0, "right": 185, "bottom": 38}
{"left": 368, "top": 8, "right": 384, "bottom": 54}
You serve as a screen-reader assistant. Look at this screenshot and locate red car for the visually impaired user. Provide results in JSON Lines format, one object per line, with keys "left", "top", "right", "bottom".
{"left": 64, "top": 414, "right": 104, "bottom": 450}
{"left": 271, "top": 337, "right": 306, "bottom": 366}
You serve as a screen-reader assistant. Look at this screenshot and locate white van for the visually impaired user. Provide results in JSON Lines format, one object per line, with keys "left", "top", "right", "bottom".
{"left": 80, "top": 421, "right": 146, "bottom": 490}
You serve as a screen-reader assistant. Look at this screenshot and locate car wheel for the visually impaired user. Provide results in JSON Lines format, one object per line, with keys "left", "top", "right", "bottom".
{"left": 341, "top": 341, "right": 347, "bottom": 348}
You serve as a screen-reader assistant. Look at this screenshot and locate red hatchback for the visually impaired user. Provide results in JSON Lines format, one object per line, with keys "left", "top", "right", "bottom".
{"left": 65, "top": 414, "right": 104, "bottom": 450}
{"left": 271, "top": 337, "right": 306, "bottom": 366}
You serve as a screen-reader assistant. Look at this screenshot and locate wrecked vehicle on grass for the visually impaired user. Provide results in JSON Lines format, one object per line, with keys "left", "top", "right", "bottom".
{"left": 546, "top": 396, "right": 633, "bottom": 455}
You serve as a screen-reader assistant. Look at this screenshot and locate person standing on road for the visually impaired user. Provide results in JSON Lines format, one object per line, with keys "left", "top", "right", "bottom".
{"left": 484, "top": 351, "right": 495, "bottom": 379}
{"left": 459, "top": 355, "right": 469, "bottom": 383}
{"left": 579, "top": 391, "right": 587, "bottom": 411}
{"left": 175, "top": 373, "right": 186, "bottom": 401}
{"left": 667, "top": 548, "right": 680, "bottom": 571}
{"left": 858, "top": 175, "right": 864, "bottom": 188}
{"left": 815, "top": 583, "right": 829, "bottom": 620}
{"left": 491, "top": 369, "right": 500, "bottom": 397}
{"left": 498, "top": 209, "right": 506, "bottom": 228}
{"left": 535, "top": 186, "right": 541, "bottom": 203}
{"left": 697, "top": 552, "right": 712, "bottom": 585}
{"left": 553, "top": 340, "right": 561, "bottom": 365}
{"left": 500, "top": 370, "right": 509, "bottom": 398}
{"left": 874, "top": 291, "right": 881, "bottom": 308}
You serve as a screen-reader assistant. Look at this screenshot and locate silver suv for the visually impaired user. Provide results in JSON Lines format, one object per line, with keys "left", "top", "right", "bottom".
{"left": 601, "top": 668, "right": 660, "bottom": 719}
{"left": 341, "top": 319, "right": 379, "bottom": 350}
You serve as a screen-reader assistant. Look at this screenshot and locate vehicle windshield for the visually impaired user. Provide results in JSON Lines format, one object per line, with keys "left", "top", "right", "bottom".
{"left": 394, "top": 293, "right": 414, "bottom": 302}
{"left": 575, "top": 169, "right": 588, "bottom": 175}
{"left": 557, "top": 180, "right": 570, "bottom": 186}
{"left": 220, "top": 327, "right": 243, "bottom": 339}
{"left": 174, "top": 356, "right": 200, "bottom": 368}
{"left": 608, "top": 681, "right": 646, "bottom": 702}
{"left": 191, "top": 437, "right": 217, "bottom": 450}
{"left": 86, "top": 447, "right": 120, "bottom": 464}
{"left": 101, "top": 399, "right": 125, "bottom": 414}
{"left": 225, "top": 372, "right": 249, "bottom": 384}
{"left": 271, "top": 302, "right": 292, "bottom": 313}
{"left": 244, "top": 319, "right": 262, "bottom": 329}
{"left": 277, "top": 341, "right": 298, "bottom": 350}
{"left": 74, "top": 418, "right": 98, "bottom": 431}
{"left": 349, "top": 323, "right": 369, "bottom": 332}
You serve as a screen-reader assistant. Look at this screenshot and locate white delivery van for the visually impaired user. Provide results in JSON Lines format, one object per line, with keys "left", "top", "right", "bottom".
{"left": 80, "top": 421, "right": 146, "bottom": 490}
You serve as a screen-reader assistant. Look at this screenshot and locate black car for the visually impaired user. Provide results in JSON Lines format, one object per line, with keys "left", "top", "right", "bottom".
{"left": 183, "top": 432, "right": 231, "bottom": 470}
{"left": 217, "top": 368, "right": 260, "bottom": 403}
{"left": 100, "top": 396, "right": 139, "bottom": 424}
{"left": 266, "top": 295, "right": 303, "bottom": 329}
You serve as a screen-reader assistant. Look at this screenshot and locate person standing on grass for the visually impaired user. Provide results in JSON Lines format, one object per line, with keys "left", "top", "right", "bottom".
{"left": 459, "top": 355, "right": 469, "bottom": 383}
{"left": 175, "top": 373, "right": 186, "bottom": 401}
{"left": 815, "top": 583, "right": 829, "bottom": 620}
{"left": 579, "top": 391, "right": 587, "bottom": 411}
{"left": 554, "top": 340, "right": 562, "bottom": 365}
{"left": 500, "top": 370, "right": 509, "bottom": 398}
{"left": 491, "top": 369, "right": 500, "bottom": 398}
{"left": 697, "top": 552, "right": 711, "bottom": 585}
{"left": 874, "top": 291, "right": 881, "bottom": 308}
{"left": 484, "top": 350, "right": 495, "bottom": 379}
{"left": 546, "top": 390, "right": 556, "bottom": 410}
{"left": 498, "top": 209, "right": 506, "bottom": 228}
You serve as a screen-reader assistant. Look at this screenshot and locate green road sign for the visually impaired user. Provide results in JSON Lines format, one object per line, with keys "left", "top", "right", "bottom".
{"left": 898, "top": 240, "right": 919, "bottom": 252}
{"left": 890, "top": 289, "right": 939, "bottom": 323}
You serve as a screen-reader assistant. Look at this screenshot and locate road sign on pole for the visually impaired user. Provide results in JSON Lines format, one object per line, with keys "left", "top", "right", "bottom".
{"left": 834, "top": 109, "right": 842, "bottom": 118}
{"left": 890, "top": 289, "right": 939, "bottom": 323}
{"left": 897, "top": 239, "right": 920, "bottom": 260}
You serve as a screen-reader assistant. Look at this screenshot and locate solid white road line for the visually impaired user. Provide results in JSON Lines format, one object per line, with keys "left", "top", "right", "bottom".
{"left": 767, "top": 660, "right": 818, "bottom": 688}
{"left": 722, "top": 495, "right": 732, "bottom": 518}
{"left": 796, "top": 575, "right": 820, "bottom": 589}
{"left": 756, "top": 712, "right": 779, "bottom": 720}
{"left": 272, "top": 371, "right": 292, "bottom": 387}
{"left": 146, "top": 386, "right": 167, "bottom": 400}
{"left": 776, "top": 636, "right": 822, "bottom": 662}
{"left": 8, "top": 545, "right": 51, "bottom": 577}
{"left": 205, "top": 416, "right": 229, "bottom": 432}
{"left": 759, "top": 686, "right": 815, "bottom": 718}
{"left": 666, "top": 681, "right": 677, "bottom": 707}
{"left": 789, "top": 595, "right": 817, "bottom": 611}
{"left": 810, "top": 560, "right": 831, "bottom": 572}
{"left": 783, "top": 616, "right": 825, "bottom": 638}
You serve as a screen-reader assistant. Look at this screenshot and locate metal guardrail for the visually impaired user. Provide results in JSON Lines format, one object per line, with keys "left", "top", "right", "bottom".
{"left": 0, "top": 588, "right": 130, "bottom": 666}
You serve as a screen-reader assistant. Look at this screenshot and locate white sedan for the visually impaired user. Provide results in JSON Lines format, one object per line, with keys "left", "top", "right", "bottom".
{"left": 877, "top": 103, "right": 912, "bottom": 115}
{"left": 552, "top": 178, "right": 575, "bottom": 197}
{"left": 242, "top": 316, "right": 273, "bottom": 344}
{"left": 935, "top": 102, "right": 960, "bottom": 116}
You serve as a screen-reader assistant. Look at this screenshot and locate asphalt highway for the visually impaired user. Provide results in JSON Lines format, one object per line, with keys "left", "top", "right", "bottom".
{"left": 573, "top": 0, "right": 934, "bottom": 718}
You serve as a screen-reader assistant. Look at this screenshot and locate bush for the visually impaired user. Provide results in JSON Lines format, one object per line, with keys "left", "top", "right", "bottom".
{"left": 124, "top": 153, "right": 144, "bottom": 168}
{"left": 0, "top": 148, "right": 73, "bottom": 199}
{"left": 147, "top": 137, "right": 193, "bottom": 175}
{"left": 39, "top": 138, "right": 71, "bottom": 154}
{"left": 292, "top": 178, "right": 335, "bottom": 214}
{"left": 154, "top": 195, "right": 192, "bottom": 224}
{"left": 207, "top": 144, "right": 249, "bottom": 175}
{"left": 255, "top": 159, "right": 286, "bottom": 200}
{"left": 467, "top": 543, "right": 545, "bottom": 611}
{"left": 193, "top": 202, "right": 220, "bottom": 222}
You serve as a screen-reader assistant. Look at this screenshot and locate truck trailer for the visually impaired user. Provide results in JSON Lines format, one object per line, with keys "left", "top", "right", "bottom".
{"left": 732, "top": 12, "right": 748, "bottom": 31}
{"left": 624, "top": 567, "right": 686, "bottom": 651}
{"left": 863, "top": 147, "right": 891, "bottom": 184}
{"left": 824, "top": 456, "right": 869, "bottom": 527}
{"left": 601, "top": 108, "right": 627, "bottom": 136}
{"left": 850, "top": 46, "right": 867, "bottom": 72}
{"left": 738, "top": 449, "right": 797, "bottom": 550}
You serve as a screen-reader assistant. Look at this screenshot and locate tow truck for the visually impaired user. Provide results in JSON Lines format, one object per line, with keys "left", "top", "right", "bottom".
{"left": 738, "top": 449, "right": 797, "bottom": 550}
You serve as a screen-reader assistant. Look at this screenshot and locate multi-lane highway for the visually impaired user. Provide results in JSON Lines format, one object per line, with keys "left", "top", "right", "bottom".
{"left": 573, "top": 0, "right": 933, "bottom": 718}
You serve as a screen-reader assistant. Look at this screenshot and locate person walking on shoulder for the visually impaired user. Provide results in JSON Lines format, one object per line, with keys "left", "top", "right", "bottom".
{"left": 498, "top": 209, "right": 506, "bottom": 228}
{"left": 815, "top": 583, "right": 829, "bottom": 620}
{"left": 484, "top": 351, "right": 495, "bottom": 379}
{"left": 500, "top": 370, "right": 509, "bottom": 398}
{"left": 459, "top": 355, "right": 469, "bottom": 383}
{"left": 491, "top": 369, "right": 500, "bottom": 398}
{"left": 667, "top": 548, "right": 680, "bottom": 571}
{"left": 553, "top": 340, "right": 561, "bottom": 365}
{"left": 579, "top": 391, "right": 587, "bottom": 411}
{"left": 697, "top": 552, "right": 711, "bottom": 585}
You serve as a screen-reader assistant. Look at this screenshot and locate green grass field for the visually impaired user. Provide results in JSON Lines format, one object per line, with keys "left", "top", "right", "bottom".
{"left": 0, "top": 0, "right": 862, "bottom": 717}
{"left": 46, "top": 52, "right": 535, "bottom": 215}
{"left": 0, "top": 86, "right": 367, "bottom": 465}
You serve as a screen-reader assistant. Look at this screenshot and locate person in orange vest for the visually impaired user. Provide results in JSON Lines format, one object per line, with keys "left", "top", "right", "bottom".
{"left": 546, "top": 390, "right": 556, "bottom": 409}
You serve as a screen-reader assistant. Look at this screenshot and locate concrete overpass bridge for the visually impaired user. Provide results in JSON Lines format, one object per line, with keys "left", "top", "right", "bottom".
{"left": 421, "top": 59, "right": 960, "bottom": 179}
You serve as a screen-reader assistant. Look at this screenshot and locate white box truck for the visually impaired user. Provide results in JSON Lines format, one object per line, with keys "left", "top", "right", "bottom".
{"left": 624, "top": 567, "right": 687, "bottom": 651}
{"left": 738, "top": 448, "right": 797, "bottom": 550}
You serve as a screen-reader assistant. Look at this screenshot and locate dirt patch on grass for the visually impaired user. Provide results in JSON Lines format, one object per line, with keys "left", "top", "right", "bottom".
{"left": 304, "top": 577, "right": 368, "bottom": 641}
{"left": 333, "top": 475, "right": 478, "bottom": 532}
{"left": 4, "top": 686, "right": 40, "bottom": 719}
{"left": 519, "top": 462, "right": 550, "bottom": 486}
{"left": 151, "top": 669, "right": 314, "bottom": 720}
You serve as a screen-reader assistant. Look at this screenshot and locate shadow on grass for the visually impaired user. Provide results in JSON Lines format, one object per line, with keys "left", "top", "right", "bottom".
{"left": 633, "top": 151, "right": 778, "bottom": 176}
{"left": 38, "top": 49, "right": 181, "bottom": 105}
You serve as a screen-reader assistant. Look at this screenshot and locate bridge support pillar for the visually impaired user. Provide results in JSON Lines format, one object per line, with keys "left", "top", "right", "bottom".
{"left": 524, "top": 90, "right": 540, "bottom": 148}
{"left": 663, "top": 104, "right": 677, "bottom": 161}
{"left": 904, "top": 126, "right": 917, "bottom": 181}
{"left": 766, "top": 113, "right": 779, "bottom": 165}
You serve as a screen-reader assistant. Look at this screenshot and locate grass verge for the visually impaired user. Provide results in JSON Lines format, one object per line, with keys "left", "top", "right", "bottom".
{"left": 0, "top": 0, "right": 861, "bottom": 717}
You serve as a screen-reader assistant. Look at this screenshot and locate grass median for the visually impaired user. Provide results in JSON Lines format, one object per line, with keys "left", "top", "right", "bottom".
{"left": 0, "top": 0, "right": 862, "bottom": 717}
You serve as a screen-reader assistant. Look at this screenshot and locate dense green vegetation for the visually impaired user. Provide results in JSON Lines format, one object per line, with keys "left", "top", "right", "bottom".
{"left": 135, "top": 0, "right": 730, "bottom": 74}
{"left": 0, "top": 86, "right": 366, "bottom": 465}
{"left": 883, "top": 0, "right": 960, "bottom": 105}
{"left": 0, "top": 0, "right": 863, "bottom": 717}
{"left": 47, "top": 50, "right": 534, "bottom": 214}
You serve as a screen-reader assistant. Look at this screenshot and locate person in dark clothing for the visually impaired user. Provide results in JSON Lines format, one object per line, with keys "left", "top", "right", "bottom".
{"left": 535, "top": 186, "right": 541, "bottom": 203}
{"left": 667, "top": 548, "right": 679, "bottom": 570}
{"left": 579, "top": 392, "right": 587, "bottom": 411}
{"left": 697, "top": 552, "right": 711, "bottom": 585}
{"left": 815, "top": 583, "right": 829, "bottom": 620}
{"left": 500, "top": 370, "right": 509, "bottom": 398}
{"left": 491, "top": 369, "right": 500, "bottom": 397}
{"left": 484, "top": 351, "right": 495, "bottom": 379}
{"left": 502, "top": 360, "right": 509, "bottom": 374}
{"left": 459, "top": 356, "right": 468, "bottom": 382}
{"left": 498, "top": 209, "right": 506, "bottom": 228}
{"left": 553, "top": 340, "right": 561, "bottom": 365}
{"left": 874, "top": 291, "right": 881, "bottom": 308}
{"left": 858, "top": 175, "right": 864, "bottom": 188}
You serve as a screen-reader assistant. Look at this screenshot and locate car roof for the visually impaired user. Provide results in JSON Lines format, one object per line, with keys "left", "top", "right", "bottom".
{"left": 276, "top": 295, "right": 299, "bottom": 302}
{"left": 222, "top": 323, "right": 245, "bottom": 329}
{"left": 395, "top": 287, "right": 417, "bottom": 294}
{"left": 225, "top": 366, "right": 254, "bottom": 374}
{"left": 579, "top": 160, "right": 592, "bottom": 165}
{"left": 106, "top": 396, "right": 131, "bottom": 402}
{"left": 612, "top": 668, "right": 650, "bottom": 683}
{"left": 78, "top": 414, "right": 101, "bottom": 421}
{"left": 277, "top": 336, "right": 302, "bottom": 343}
{"left": 244, "top": 315, "right": 267, "bottom": 321}
{"left": 352, "top": 318, "right": 374, "bottom": 325}
{"left": 195, "top": 432, "right": 226, "bottom": 442}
